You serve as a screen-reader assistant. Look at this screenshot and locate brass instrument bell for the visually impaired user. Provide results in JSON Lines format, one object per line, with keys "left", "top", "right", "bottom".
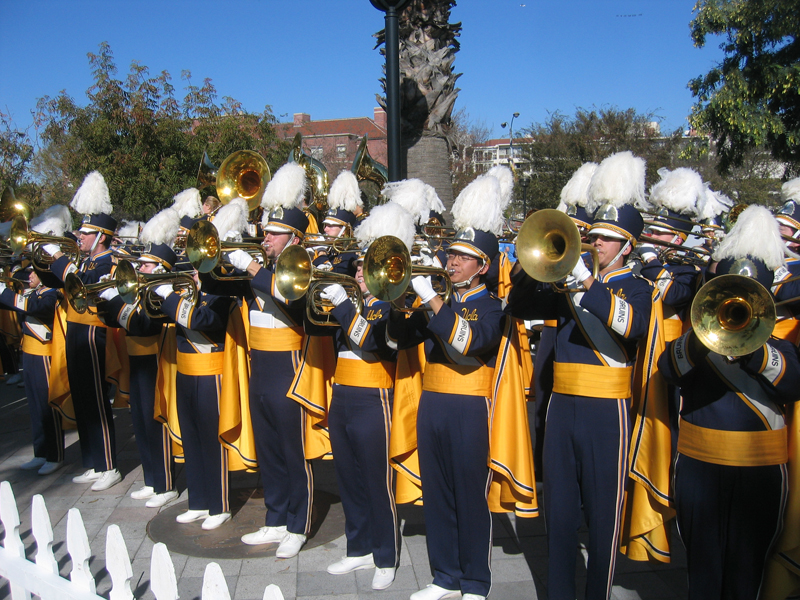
{"left": 9, "top": 214, "right": 81, "bottom": 270}
{"left": 185, "top": 220, "right": 267, "bottom": 279}
{"left": 289, "top": 133, "right": 329, "bottom": 213}
{"left": 216, "top": 150, "right": 272, "bottom": 211}
{"left": 64, "top": 273, "right": 119, "bottom": 315}
{"left": 115, "top": 259, "right": 198, "bottom": 317}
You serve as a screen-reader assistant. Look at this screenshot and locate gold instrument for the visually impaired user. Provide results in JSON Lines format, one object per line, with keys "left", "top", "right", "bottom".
{"left": 690, "top": 273, "right": 775, "bottom": 357}
{"left": 9, "top": 214, "right": 81, "bottom": 270}
{"left": 638, "top": 234, "right": 711, "bottom": 267}
{"left": 302, "top": 235, "right": 361, "bottom": 253}
{"left": 274, "top": 244, "right": 364, "bottom": 326}
{"left": 351, "top": 135, "right": 388, "bottom": 211}
{"left": 115, "top": 260, "right": 198, "bottom": 318}
{"left": 185, "top": 220, "right": 267, "bottom": 279}
{"left": 0, "top": 275, "right": 25, "bottom": 294}
{"left": 0, "top": 188, "right": 32, "bottom": 222}
{"left": 363, "top": 235, "right": 453, "bottom": 311}
{"left": 195, "top": 150, "right": 271, "bottom": 212}
{"left": 196, "top": 150, "right": 218, "bottom": 190}
{"left": 515, "top": 209, "right": 599, "bottom": 291}
{"left": 289, "top": 133, "right": 329, "bottom": 213}
{"left": 64, "top": 274, "right": 119, "bottom": 315}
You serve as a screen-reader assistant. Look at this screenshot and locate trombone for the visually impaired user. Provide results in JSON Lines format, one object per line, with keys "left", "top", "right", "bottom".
{"left": 515, "top": 209, "right": 599, "bottom": 292}
{"left": 185, "top": 220, "right": 268, "bottom": 279}
{"left": 363, "top": 235, "right": 452, "bottom": 311}
{"left": 8, "top": 214, "right": 81, "bottom": 270}
{"left": 115, "top": 260, "right": 198, "bottom": 318}
{"left": 274, "top": 244, "right": 364, "bottom": 326}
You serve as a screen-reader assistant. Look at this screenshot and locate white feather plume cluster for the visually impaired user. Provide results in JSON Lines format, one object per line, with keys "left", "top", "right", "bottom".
{"left": 117, "top": 220, "right": 142, "bottom": 239}
{"left": 70, "top": 171, "right": 113, "bottom": 215}
{"left": 586, "top": 151, "right": 646, "bottom": 215}
{"left": 354, "top": 202, "right": 416, "bottom": 252}
{"left": 425, "top": 183, "right": 446, "bottom": 216}
{"left": 31, "top": 205, "right": 73, "bottom": 236}
{"left": 559, "top": 162, "right": 598, "bottom": 211}
{"left": 697, "top": 187, "right": 734, "bottom": 221}
{"left": 781, "top": 177, "right": 800, "bottom": 202}
{"left": 171, "top": 188, "right": 202, "bottom": 219}
{"left": 487, "top": 165, "right": 514, "bottom": 210}
{"left": 713, "top": 205, "right": 785, "bottom": 270}
{"left": 380, "top": 179, "right": 431, "bottom": 225}
{"left": 648, "top": 167, "right": 705, "bottom": 215}
{"left": 261, "top": 163, "right": 307, "bottom": 211}
{"left": 328, "top": 171, "right": 363, "bottom": 212}
{"left": 452, "top": 174, "right": 504, "bottom": 236}
{"left": 140, "top": 208, "right": 180, "bottom": 246}
{"left": 211, "top": 197, "right": 249, "bottom": 237}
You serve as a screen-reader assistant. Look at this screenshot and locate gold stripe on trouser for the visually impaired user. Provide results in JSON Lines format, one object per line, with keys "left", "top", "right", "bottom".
{"left": 678, "top": 419, "right": 788, "bottom": 466}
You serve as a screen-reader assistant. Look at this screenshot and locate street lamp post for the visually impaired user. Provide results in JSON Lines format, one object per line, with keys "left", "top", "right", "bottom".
{"left": 500, "top": 112, "right": 520, "bottom": 169}
{"left": 520, "top": 175, "right": 530, "bottom": 218}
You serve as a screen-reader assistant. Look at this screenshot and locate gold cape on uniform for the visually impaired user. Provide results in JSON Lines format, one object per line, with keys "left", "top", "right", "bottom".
{"left": 288, "top": 334, "right": 334, "bottom": 460}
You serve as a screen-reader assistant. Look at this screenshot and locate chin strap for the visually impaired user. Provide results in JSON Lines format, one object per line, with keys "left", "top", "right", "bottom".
{"left": 89, "top": 232, "right": 102, "bottom": 254}
{"left": 608, "top": 240, "right": 631, "bottom": 270}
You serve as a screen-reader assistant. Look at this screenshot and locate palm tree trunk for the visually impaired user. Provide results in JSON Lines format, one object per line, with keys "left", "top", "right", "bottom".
{"left": 404, "top": 133, "right": 454, "bottom": 213}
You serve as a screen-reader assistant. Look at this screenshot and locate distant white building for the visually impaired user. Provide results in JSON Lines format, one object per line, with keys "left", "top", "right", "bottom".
{"left": 471, "top": 137, "right": 533, "bottom": 175}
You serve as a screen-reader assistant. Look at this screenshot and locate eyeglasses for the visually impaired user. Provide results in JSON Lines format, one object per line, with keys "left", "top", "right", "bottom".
{"left": 446, "top": 251, "right": 478, "bottom": 264}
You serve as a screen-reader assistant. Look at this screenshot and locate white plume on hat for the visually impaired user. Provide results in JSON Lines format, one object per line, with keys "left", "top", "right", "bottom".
{"left": 327, "top": 171, "right": 363, "bottom": 212}
{"left": 781, "top": 177, "right": 800, "bottom": 203}
{"left": 117, "top": 220, "right": 142, "bottom": 240}
{"left": 713, "top": 205, "right": 785, "bottom": 270}
{"left": 557, "top": 162, "right": 597, "bottom": 212}
{"left": 586, "top": 151, "right": 646, "bottom": 215}
{"left": 261, "top": 163, "right": 307, "bottom": 212}
{"left": 425, "top": 183, "right": 446, "bottom": 216}
{"left": 648, "top": 167, "right": 705, "bottom": 216}
{"left": 452, "top": 174, "right": 504, "bottom": 236}
{"left": 31, "top": 204, "right": 73, "bottom": 236}
{"left": 381, "top": 179, "right": 431, "bottom": 225}
{"left": 211, "top": 197, "right": 249, "bottom": 238}
{"left": 697, "top": 187, "right": 734, "bottom": 221}
{"left": 140, "top": 208, "right": 180, "bottom": 246}
{"left": 354, "top": 202, "right": 416, "bottom": 253}
{"left": 171, "top": 188, "right": 202, "bottom": 219}
{"left": 487, "top": 165, "right": 515, "bottom": 210}
{"left": 70, "top": 171, "right": 113, "bottom": 215}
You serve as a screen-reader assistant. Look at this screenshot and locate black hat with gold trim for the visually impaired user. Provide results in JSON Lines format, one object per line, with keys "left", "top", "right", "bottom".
{"left": 139, "top": 243, "right": 177, "bottom": 271}
{"left": 586, "top": 152, "right": 646, "bottom": 245}
{"left": 646, "top": 167, "right": 705, "bottom": 241}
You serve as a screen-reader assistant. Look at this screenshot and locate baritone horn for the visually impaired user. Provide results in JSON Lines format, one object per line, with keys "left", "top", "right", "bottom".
{"left": 185, "top": 220, "right": 268, "bottom": 279}
{"left": 115, "top": 260, "right": 198, "bottom": 318}
{"left": 274, "top": 244, "right": 363, "bottom": 326}
{"left": 64, "top": 274, "right": 119, "bottom": 315}
{"left": 363, "top": 235, "right": 452, "bottom": 311}
{"left": 9, "top": 214, "right": 81, "bottom": 270}
{"left": 516, "top": 209, "right": 599, "bottom": 291}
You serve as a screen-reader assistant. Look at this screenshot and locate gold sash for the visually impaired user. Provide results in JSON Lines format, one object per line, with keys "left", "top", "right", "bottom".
{"left": 422, "top": 362, "right": 494, "bottom": 397}
{"left": 553, "top": 362, "right": 633, "bottom": 398}
{"left": 335, "top": 357, "right": 394, "bottom": 389}
{"left": 176, "top": 350, "right": 224, "bottom": 375}
{"left": 249, "top": 325, "right": 304, "bottom": 351}
{"left": 678, "top": 420, "right": 788, "bottom": 466}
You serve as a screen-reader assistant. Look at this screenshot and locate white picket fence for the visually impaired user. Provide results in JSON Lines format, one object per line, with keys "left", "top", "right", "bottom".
{"left": 0, "top": 481, "right": 284, "bottom": 600}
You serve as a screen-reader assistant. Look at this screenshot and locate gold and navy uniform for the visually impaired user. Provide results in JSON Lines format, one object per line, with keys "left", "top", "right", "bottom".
{"left": 159, "top": 289, "right": 231, "bottom": 516}
{"left": 659, "top": 332, "right": 800, "bottom": 600}
{"left": 771, "top": 257, "right": 800, "bottom": 343}
{"left": 51, "top": 250, "right": 117, "bottom": 473}
{"left": 0, "top": 284, "right": 63, "bottom": 463}
{"left": 327, "top": 296, "right": 399, "bottom": 569}
{"left": 101, "top": 295, "right": 174, "bottom": 495}
{"left": 506, "top": 264, "right": 653, "bottom": 600}
{"left": 388, "top": 283, "right": 503, "bottom": 598}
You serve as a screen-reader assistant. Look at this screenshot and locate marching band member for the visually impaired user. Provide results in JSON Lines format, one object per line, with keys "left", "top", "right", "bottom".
{"left": 319, "top": 203, "right": 415, "bottom": 590}
{"left": 771, "top": 177, "right": 800, "bottom": 342}
{"left": 98, "top": 210, "right": 179, "bottom": 508}
{"left": 226, "top": 164, "right": 314, "bottom": 558}
{"left": 314, "top": 170, "right": 362, "bottom": 275}
{"left": 507, "top": 151, "right": 653, "bottom": 600}
{"left": 659, "top": 205, "right": 799, "bottom": 600}
{"left": 44, "top": 171, "right": 122, "bottom": 491}
{"left": 389, "top": 174, "right": 514, "bottom": 600}
{"left": 0, "top": 266, "right": 63, "bottom": 474}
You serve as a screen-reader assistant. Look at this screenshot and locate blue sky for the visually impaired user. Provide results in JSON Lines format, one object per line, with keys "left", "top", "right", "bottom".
{"left": 1, "top": 0, "right": 724, "bottom": 142}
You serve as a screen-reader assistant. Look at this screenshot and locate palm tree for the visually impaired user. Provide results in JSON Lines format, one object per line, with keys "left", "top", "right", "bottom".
{"left": 375, "top": 0, "right": 461, "bottom": 212}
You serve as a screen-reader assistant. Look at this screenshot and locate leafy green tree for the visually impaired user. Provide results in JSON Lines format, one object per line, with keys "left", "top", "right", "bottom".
{"left": 688, "top": 0, "right": 800, "bottom": 175}
{"left": 33, "top": 42, "right": 287, "bottom": 220}
{"left": 0, "top": 110, "right": 34, "bottom": 193}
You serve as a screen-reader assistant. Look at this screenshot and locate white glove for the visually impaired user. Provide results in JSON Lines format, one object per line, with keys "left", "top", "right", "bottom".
{"left": 414, "top": 250, "right": 435, "bottom": 267}
{"left": 224, "top": 230, "right": 242, "bottom": 243}
{"left": 99, "top": 287, "right": 119, "bottom": 301}
{"left": 637, "top": 243, "right": 658, "bottom": 263}
{"left": 99, "top": 273, "right": 112, "bottom": 283}
{"left": 571, "top": 257, "right": 592, "bottom": 284}
{"left": 0, "top": 282, "right": 6, "bottom": 294}
{"left": 154, "top": 284, "right": 174, "bottom": 299}
{"left": 42, "top": 243, "right": 60, "bottom": 256}
{"left": 227, "top": 249, "right": 253, "bottom": 271}
{"left": 320, "top": 283, "right": 348, "bottom": 307}
{"left": 411, "top": 275, "right": 437, "bottom": 304}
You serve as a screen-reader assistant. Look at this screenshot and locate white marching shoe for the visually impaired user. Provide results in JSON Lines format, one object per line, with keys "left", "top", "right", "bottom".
{"left": 72, "top": 469, "right": 102, "bottom": 484}
{"left": 275, "top": 532, "right": 306, "bottom": 558}
{"left": 327, "top": 554, "right": 375, "bottom": 575}
{"left": 91, "top": 469, "right": 122, "bottom": 491}
{"left": 201, "top": 512, "right": 231, "bottom": 530}
{"left": 38, "top": 461, "right": 63, "bottom": 475}
{"left": 130, "top": 485, "right": 155, "bottom": 500}
{"left": 409, "top": 584, "right": 460, "bottom": 600}
{"left": 241, "top": 525, "right": 287, "bottom": 546}
{"left": 461, "top": 595, "right": 487, "bottom": 600}
{"left": 176, "top": 509, "right": 209, "bottom": 524}
{"left": 20, "top": 457, "right": 46, "bottom": 470}
{"left": 145, "top": 490, "right": 178, "bottom": 508}
{"left": 372, "top": 567, "right": 396, "bottom": 590}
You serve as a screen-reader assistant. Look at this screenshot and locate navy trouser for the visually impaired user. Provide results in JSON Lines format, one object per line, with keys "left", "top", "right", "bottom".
{"left": 328, "top": 383, "right": 398, "bottom": 568}
{"left": 23, "top": 352, "right": 63, "bottom": 463}
{"left": 543, "top": 393, "right": 630, "bottom": 600}
{"left": 176, "top": 371, "right": 228, "bottom": 515}
{"left": 66, "top": 323, "right": 116, "bottom": 471}
{"left": 129, "top": 354, "right": 173, "bottom": 493}
{"left": 250, "top": 349, "right": 313, "bottom": 535}
{"left": 417, "top": 391, "right": 492, "bottom": 597}
{"left": 675, "top": 453, "right": 786, "bottom": 600}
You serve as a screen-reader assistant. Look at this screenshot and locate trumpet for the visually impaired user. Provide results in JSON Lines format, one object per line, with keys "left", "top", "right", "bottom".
{"left": 690, "top": 273, "right": 775, "bottom": 357}
{"left": 64, "top": 274, "right": 119, "bottom": 315}
{"left": 8, "top": 214, "right": 81, "bottom": 270}
{"left": 274, "top": 244, "right": 364, "bottom": 326}
{"left": 363, "top": 235, "right": 452, "bottom": 311}
{"left": 115, "top": 260, "right": 198, "bottom": 318}
{"left": 185, "top": 220, "right": 268, "bottom": 279}
{"left": 515, "top": 209, "right": 599, "bottom": 292}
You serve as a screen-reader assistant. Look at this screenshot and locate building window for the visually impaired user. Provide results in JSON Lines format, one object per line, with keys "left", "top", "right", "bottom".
{"left": 311, "top": 147, "right": 323, "bottom": 160}
{"left": 337, "top": 144, "right": 347, "bottom": 158}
